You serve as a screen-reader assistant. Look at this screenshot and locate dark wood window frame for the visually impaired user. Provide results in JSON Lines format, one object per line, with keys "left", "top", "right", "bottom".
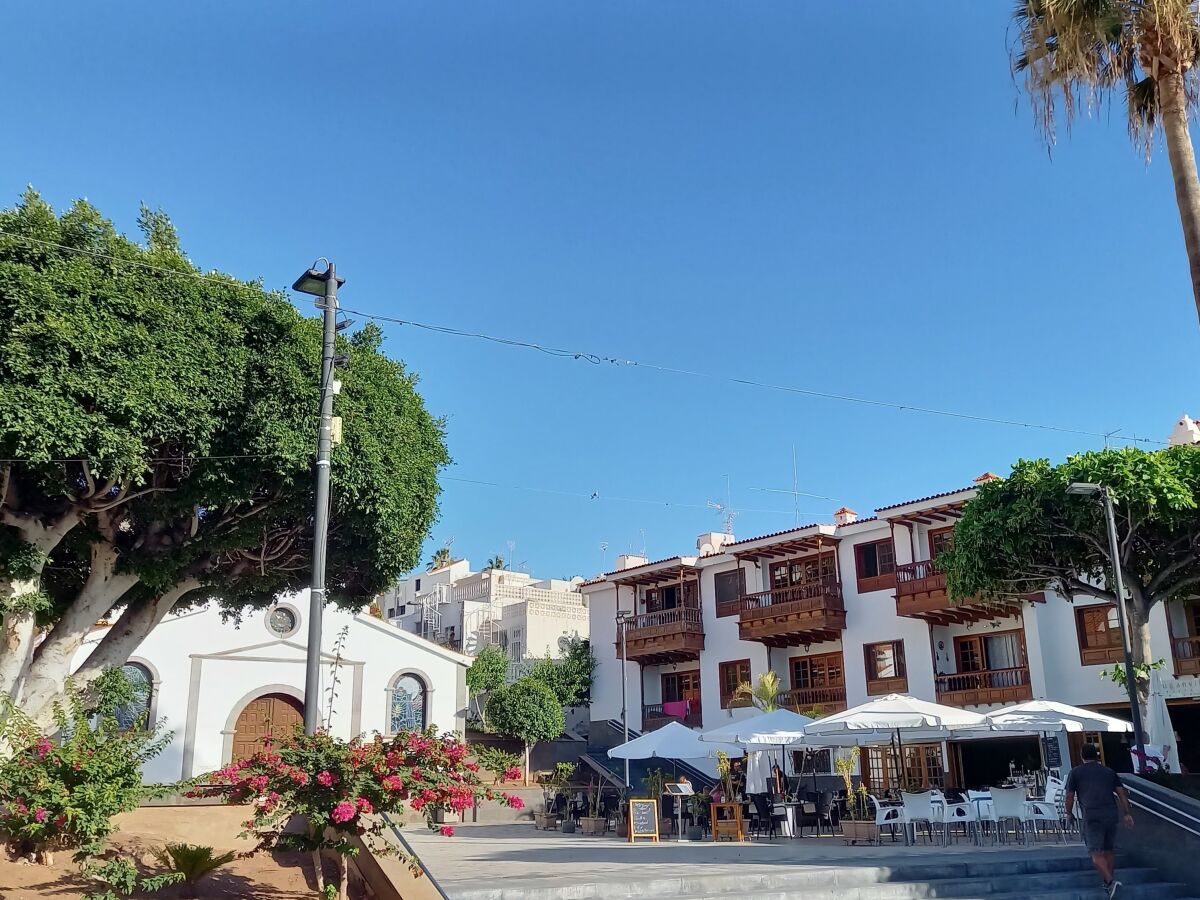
{"left": 789, "top": 651, "right": 846, "bottom": 689}
{"left": 714, "top": 568, "right": 746, "bottom": 618}
{"left": 718, "top": 659, "right": 752, "bottom": 709}
{"left": 863, "top": 640, "right": 908, "bottom": 695}
{"left": 661, "top": 669, "right": 702, "bottom": 706}
{"left": 953, "top": 628, "right": 1027, "bottom": 673}
{"left": 928, "top": 526, "right": 955, "bottom": 560}
{"left": 863, "top": 743, "right": 946, "bottom": 792}
{"left": 854, "top": 538, "right": 896, "bottom": 593}
{"left": 1075, "top": 603, "right": 1124, "bottom": 666}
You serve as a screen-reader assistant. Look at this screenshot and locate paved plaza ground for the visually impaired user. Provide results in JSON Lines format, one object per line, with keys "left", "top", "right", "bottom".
{"left": 401, "top": 821, "right": 1091, "bottom": 899}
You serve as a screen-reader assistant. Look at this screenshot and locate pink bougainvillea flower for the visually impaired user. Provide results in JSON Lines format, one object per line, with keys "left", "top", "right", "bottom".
{"left": 356, "top": 797, "right": 373, "bottom": 814}
{"left": 381, "top": 775, "right": 402, "bottom": 792}
{"left": 33, "top": 737, "right": 53, "bottom": 759}
{"left": 331, "top": 801, "right": 357, "bottom": 824}
{"left": 316, "top": 770, "right": 335, "bottom": 787}
{"left": 33, "top": 808, "right": 47, "bottom": 823}
{"left": 505, "top": 794, "right": 525, "bottom": 810}
{"left": 502, "top": 766, "right": 522, "bottom": 782}
{"left": 439, "top": 825, "right": 455, "bottom": 837}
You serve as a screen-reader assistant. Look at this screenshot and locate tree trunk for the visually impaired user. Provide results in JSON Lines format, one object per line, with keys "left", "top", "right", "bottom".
{"left": 18, "top": 540, "right": 138, "bottom": 715}
{"left": 25, "top": 579, "right": 198, "bottom": 732}
{"left": 524, "top": 743, "right": 531, "bottom": 786}
{"left": 1125, "top": 594, "right": 1154, "bottom": 719}
{"left": 1157, "top": 71, "right": 1200, "bottom": 327}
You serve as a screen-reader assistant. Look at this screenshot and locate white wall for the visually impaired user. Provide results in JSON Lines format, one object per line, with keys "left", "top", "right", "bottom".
{"left": 74, "top": 594, "right": 469, "bottom": 785}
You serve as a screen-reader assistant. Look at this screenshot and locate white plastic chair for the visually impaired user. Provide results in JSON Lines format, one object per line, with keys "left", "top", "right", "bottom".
{"left": 1024, "top": 798, "right": 1064, "bottom": 842}
{"left": 901, "top": 791, "right": 937, "bottom": 845}
{"left": 990, "top": 787, "right": 1030, "bottom": 844}
{"left": 869, "top": 794, "right": 903, "bottom": 845}
{"left": 941, "top": 798, "right": 980, "bottom": 845}
{"left": 967, "top": 790, "right": 995, "bottom": 841}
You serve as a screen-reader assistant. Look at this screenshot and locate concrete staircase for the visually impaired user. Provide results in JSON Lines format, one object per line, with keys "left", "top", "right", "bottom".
{"left": 454, "top": 853, "right": 1196, "bottom": 900}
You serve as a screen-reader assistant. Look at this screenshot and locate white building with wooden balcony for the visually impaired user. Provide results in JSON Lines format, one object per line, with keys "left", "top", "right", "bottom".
{"left": 583, "top": 467, "right": 1200, "bottom": 791}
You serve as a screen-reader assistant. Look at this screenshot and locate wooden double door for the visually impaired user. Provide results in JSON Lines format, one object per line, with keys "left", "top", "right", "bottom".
{"left": 231, "top": 692, "right": 304, "bottom": 762}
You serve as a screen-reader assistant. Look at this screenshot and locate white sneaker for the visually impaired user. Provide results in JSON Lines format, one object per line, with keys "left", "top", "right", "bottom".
{"left": 1106, "top": 880, "right": 1121, "bottom": 898}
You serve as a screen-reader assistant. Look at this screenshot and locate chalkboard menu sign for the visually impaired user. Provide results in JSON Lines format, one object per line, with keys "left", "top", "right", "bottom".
{"left": 628, "top": 799, "right": 659, "bottom": 842}
{"left": 1042, "top": 735, "right": 1063, "bottom": 769}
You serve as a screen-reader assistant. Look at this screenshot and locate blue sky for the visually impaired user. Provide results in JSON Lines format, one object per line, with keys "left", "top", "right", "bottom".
{"left": 4, "top": 2, "right": 1197, "bottom": 579}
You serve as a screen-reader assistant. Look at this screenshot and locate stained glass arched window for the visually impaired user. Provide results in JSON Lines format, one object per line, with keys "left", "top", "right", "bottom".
{"left": 115, "top": 663, "right": 152, "bottom": 731}
{"left": 388, "top": 673, "right": 426, "bottom": 733}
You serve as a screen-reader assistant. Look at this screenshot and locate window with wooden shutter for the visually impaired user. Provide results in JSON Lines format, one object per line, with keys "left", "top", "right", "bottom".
{"left": 718, "top": 659, "right": 752, "bottom": 708}
{"left": 1075, "top": 604, "right": 1124, "bottom": 666}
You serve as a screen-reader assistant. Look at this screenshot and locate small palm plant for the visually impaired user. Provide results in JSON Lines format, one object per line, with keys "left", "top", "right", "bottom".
{"left": 152, "top": 843, "right": 237, "bottom": 897}
{"left": 734, "top": 671, "right": 781, "bottom": 711}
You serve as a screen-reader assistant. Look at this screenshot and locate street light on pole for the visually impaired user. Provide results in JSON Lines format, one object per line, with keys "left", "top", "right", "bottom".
{"left": 293, "top": 260, "right": 346, "bottom": 735}
{"left": 1066, "top": 481, "right": 1148, "bottom": 770}
{"left": 616, "top": 608, "right": 634, "bottom": 787}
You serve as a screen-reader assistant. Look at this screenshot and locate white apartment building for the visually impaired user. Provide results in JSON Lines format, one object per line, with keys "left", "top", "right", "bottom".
{"left": 380, "top": 559, "right": 589, "bottom": 664}
{"left": 583, "top": 450, "right": 1200, "bottom": 791}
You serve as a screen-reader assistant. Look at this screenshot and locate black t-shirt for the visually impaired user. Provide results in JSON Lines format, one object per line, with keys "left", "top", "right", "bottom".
{"left": 1064, "top": 761, "right": 1122, "bottom": 821}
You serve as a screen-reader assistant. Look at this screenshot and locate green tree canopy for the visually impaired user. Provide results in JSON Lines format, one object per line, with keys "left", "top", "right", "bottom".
{"left": 0, "top": 191, "right": 450, "bottom": 725}
{"left": 524, "top": 637, "right": 596, "bottom": 707}
{"left": 484, "top": 677, "right": 564, "bottom": 784}
{"left": 940, "top": 445, "right": 1200, "bottom": 707}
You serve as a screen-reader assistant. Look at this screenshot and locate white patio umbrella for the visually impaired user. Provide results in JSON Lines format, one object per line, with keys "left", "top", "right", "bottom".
{"left": 984, "top": 699, "right": 1132, "bottom": 734}
{"left": 802, "top": 694, "right": 988, "bottom": 789}
{"left": 700, "top": 708, "right": 815, "bottom": 747}
{"left": 608, "top": 721, "right": 744, "bottom": 762}
{"left": 1143, "top": 670, "right": 1176, "bottom": 772}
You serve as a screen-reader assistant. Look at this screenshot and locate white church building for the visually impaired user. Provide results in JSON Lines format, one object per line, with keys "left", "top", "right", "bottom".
{"left": 74, "top": 592, "right": 470, "bottom": 785}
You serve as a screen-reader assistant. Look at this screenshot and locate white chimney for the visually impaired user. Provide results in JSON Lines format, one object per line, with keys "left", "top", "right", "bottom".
{"left": 1169, "top": 414, "right": 1200, "bottom": 447}
{"left": 696, "top": 532, "right": 735, "bottom": 556}
{"left": 615, "top": 554, "right": 648, "bottom": 571}
{"left": 833, "top": 506, "right": 858, "bottom": 526}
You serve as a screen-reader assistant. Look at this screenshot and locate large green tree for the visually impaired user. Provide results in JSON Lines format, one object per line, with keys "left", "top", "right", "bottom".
{"left": 940, "top": 445, "right": 1200, "bottom": 712}
{"left": 1012, "top": 1, "right": 1200, "bottom": 326}
{"left": 0, "top": 191, "right": 450, "bottom": 727}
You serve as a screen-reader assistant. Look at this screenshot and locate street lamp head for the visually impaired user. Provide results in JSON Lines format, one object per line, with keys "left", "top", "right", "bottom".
{"left": 292, "top": 264, "right": 346, "bottom": 297}
{"left": 1066, "top": 482, "right": 1102, "bottom": 497}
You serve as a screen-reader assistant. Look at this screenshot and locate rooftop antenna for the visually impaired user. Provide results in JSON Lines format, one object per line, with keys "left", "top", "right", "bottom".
{"left": 640, "top": 529, "right": 647, "bottom": 558}
{"left": 600, "top": 542, "right": 609, "bottom": 569}
{"left": 792, "top": 445, "right": 800, "bottom": 526}
{"left": 706, "top": 475, "right": 738, "bottom": 535}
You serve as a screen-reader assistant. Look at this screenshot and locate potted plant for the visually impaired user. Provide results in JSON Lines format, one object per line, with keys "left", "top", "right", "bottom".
{"left": 642, "top": 768, "right": 670, "bottom": 832}
{"left": 579, "top": 778, "right": 607, "bottom": 835}
{"left": 834, "top": 749, "right": 873, "bottom": 844}
{"left": 686, "top": 792, "right": 708, "bottom": 841}
{"left": 614, "top": 786, "right": 629, "bottom": 837}
{"left": 535, "top": 762, "right": 574, "bottom": 830}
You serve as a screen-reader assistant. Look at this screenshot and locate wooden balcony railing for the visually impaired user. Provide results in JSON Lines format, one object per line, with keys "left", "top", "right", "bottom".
{"left": 776, "top": 686, "right": 848, "bottom": 716}
{"left": 731, "top": 578, "right": 846, "bottom": 646}
{"left": 642, "top": 703, "right": 702, "bottom": 731}
{"left": 1173, "top": 636, "right": 1200, "bottom": 677}
{"left": 623, "top": 606, "right": 703, "bottom": 633}
{"left": 894, "top": 560, "right": 947, "bottom": 597}
{"left": 935, "top": 666, "right": 1032, "bottom": 707}
{"left": 615, "top": 606, "right": 704, "bottom": 664}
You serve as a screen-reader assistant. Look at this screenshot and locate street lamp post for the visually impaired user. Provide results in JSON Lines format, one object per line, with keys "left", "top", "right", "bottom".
{"left": 616, "top": 608, "right": 633, "bottom": 787}
{"left": 1067, "top": 481, "right": 1148, "bottom": 770}
{"left": 293, "top": 260, "right": 345, "bottom": 735}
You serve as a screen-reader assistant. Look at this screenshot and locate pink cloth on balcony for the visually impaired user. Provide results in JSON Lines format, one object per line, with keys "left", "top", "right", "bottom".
{"left": 661, "top": 700, "right": 689, "bottom": 718}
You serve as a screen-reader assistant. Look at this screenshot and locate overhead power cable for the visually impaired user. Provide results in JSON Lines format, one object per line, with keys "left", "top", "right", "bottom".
{"left": 0, "top": 229, "right": 1165, "bottom": 446}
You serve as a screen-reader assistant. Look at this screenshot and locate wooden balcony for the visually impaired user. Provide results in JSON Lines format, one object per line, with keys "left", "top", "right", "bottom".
{"left": 734, "top": 579, "right": 846, "bottom": 647}
{"left": 642, "top": 703, "right": 702, "bottom": 731}
{"left": 777, "top": 686, "right": 848, "bottom": 717}
{"left": 1172, "top": 636, "right": 1200, "bottom": 677}
{"left": 894, "top": 561, "right": 1039, "bottom": 626}
{"left": 935, "top": 666, "right": 1033, "bottom": 707}
{"left": 615, "top": 607, "right": 704, "bottom": 665}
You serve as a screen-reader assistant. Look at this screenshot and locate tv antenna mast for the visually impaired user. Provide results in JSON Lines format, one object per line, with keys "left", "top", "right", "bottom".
{"left": 706, "top": 475, "right": 738, "bottom": 535}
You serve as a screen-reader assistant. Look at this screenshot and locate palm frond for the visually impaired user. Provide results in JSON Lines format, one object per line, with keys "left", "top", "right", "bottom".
{"left": 152, "top": 843, "right": 238, "bottom": 887}
{"left": 734, "top": 671, "right": 781, "bottom": 712}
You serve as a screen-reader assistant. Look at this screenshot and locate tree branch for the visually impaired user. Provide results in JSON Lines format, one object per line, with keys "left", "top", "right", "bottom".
{"left": 90, "top": 486, "right": 173, "bottom": 513}
{"left": 1145, "top": 552, "right": 1199, "bottom": 600}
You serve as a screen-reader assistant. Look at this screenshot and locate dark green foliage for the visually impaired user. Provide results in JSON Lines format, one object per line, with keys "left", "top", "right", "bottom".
{"left": 151, "top": 843, "right": 237, "bottom": 892}
{"left": 523, "top": 637, "right": 596, "bottom": 707}
{"left": 466, "top": 644, "right": 509, "bottom": 697}
{"left": 485, "top": 679, "right": 565, "bottom": 748}
{"left": 81, "top": 857, "right": 185, "bottom": 900}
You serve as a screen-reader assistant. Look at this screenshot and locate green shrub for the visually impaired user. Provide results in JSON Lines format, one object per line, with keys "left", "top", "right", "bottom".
{"left": 474, "top": 746, "right": 522, "bottom": 784}
{"left": 152, "top": 844, "right": 237, "bottom": 896}
{"left": 0, "top": 674, "right": 173, "bottom": 861}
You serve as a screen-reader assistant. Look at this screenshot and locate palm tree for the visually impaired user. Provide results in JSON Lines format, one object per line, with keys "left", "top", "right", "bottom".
{"left": 735, "top": 671, "right": 781, "bottom": 712}
{"left": 427, "top": 545, "right": 453, "bottom": 571}
{"left": 1012, "top": 0, "right": 1200, "bottom": 326}
{"left": 484, "top": 554, "right": 506, "bottom": 571}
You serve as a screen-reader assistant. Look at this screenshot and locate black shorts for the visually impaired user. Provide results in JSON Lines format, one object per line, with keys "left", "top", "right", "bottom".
{"left": 1083, "top": 817, "right": 1118, "bottom": 853}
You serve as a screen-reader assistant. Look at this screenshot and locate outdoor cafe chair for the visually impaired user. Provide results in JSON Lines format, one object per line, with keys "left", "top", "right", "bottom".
{"left": 900, "top": 791, "right": 937, "bottom": 845}
{"left": 749, "top": 792, "right": 782, "bottom": 840}
{"left": 940, "top": 797, "right": 979, "bottom": 845}
{"left": 988, "top": 787, "right": 1030, "bottom": 844}
{"left": 1023, "top": 798, "right": 1065, "bottom": 843}
{"left": 868, "top": 794, "right": 903, "bottom": 845}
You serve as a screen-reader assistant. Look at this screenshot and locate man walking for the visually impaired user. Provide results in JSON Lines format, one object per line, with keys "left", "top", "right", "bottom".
{"left": 1064, "top": 743, "right": 1134, "bottom": 898}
